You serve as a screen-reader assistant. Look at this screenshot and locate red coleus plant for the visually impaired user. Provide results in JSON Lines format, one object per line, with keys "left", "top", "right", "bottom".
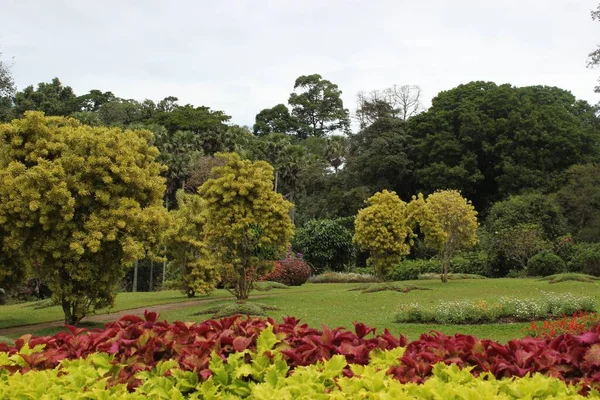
{"left": 4, "top": 312, "right": 600, "bottom": 392}
{"left": 0, "top": 312, "right": 404, "bottom": 388}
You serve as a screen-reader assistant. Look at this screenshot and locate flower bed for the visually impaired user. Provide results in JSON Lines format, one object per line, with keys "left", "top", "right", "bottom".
{"left": 395, "top": 292, "right": 596, "bottom": 324}
{"left": 2, "top": 312, "right": 600, "bottom": 397}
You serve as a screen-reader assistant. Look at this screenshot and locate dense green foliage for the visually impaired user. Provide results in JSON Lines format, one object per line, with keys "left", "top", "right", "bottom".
{"left": 198, "top": 153, "right": 294, "bottom": 300}
{"left": 527, "top": 252, "right": 566, "bottom": 277}
{"left": 0, "top": 44, "right": 599, "bottom": 308}
{"left": 0, "top": 113, "right": 169, "bottom": 324}
{"left": 294, "top": 219, "right": 354, "bottom": 273}
{"left": 354, "top": 190, "right": 413, "bottom": 277}
{"left": 166, "top": 191, "right": 220, "bottom": 297}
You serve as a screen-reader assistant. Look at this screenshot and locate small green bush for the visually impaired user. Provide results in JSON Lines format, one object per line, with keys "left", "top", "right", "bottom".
{"left": 195, "top": 302, "right": 280, "bottom": 318}
{"left": 569, "top": 243, "right": 600, "bottom": 276}
{"left": 253, "top": 281, "right": 289, "bottom": 291}
{"left": 538, "top": 273, "right": 600, "bottom": 284}
{"left": 294, "top": 219, "right": 354, "bottom": 273}
{"left": 307, "top": 272, "right": 380, "bottom": 284}
{"left": 418, "top": 273, "right": 487, "bottom": 280}
{"left": 527, "top": 252, "right": 566, "bottom": 277}
{"left": 386, "top": 259, "right": 440, "bottom": 281}
{"left": 450, "top": 251, "right": 490, "bottom": 276}
{"left": 348, "top": 282, "right": 431, "bottom": 293}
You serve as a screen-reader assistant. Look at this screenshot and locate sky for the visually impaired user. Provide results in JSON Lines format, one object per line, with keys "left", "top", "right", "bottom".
{"left": 2, "top": 0, "right": 600, "bottom": 127}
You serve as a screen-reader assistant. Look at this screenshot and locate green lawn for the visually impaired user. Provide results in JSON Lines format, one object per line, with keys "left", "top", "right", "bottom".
{"left": 2, "top": 278, "right": 598, "bottom": 343}
{"left": 160, "top": 278, "right": 600, "bottom": 342}
{"left": 0, "top": 289, "right": 232, "bottom": 329}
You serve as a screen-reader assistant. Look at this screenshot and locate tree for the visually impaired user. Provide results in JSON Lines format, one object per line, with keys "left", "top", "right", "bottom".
{"left": 0, "top": 51, "right": 15, "bottom": 122}
{"left": 0, "top": 112, "right": 169, "bottom": 324}
{"left": 97, "top": 98, "right": 144, "bottom": 126}
{"left": 408, "top": 190, "right": 478, "bottom": 283}
{"left": 74, "top": 89, "right": 116, "bottom": 112}
{"left": 353, "top": 190, "right": 413, "bottom": 277}
{"left": 166, "top": 190, "right": 220, "bottom": 297}
{"left": 253, "top": 104, "right": 298, "bottom": 136}
{"left": 288, "top": 74, "right": 350, "bottom": 139}
{"left": 483, "top": 192, "right": 565, "bottom": 276}
{"left": 355, "top": 85, "right": 422, "bottom": 128}
{"left": 185, "top": 155, "right": 227, "bottom": 192}
{"left": 152, "top": 127, "right": 203, "bottom": 202}
{"left": 344, "top": 116, "right": 413, "bottom": 198}
{"left": 294, "top": 218, "right": 354, "bottom": 273}
{"left": 556, "top": 163, "right": 600, "bottom": 242}
{"left": 324, "top": 135, "right": 347, "bottom": 173}
{"left": 588, "top": 3, "right": 600, "bottom": 92}
{"left": 15, "top": 78, "right": 78, "bottom": 116}
{"left": 408, "top": 82, "right": 600, "bottom": 209}
{"left": 492, "top": 224, "right": 550, "bottom": 271}
{"left": 198, "top": 152, "right": 294, "bottom": 301}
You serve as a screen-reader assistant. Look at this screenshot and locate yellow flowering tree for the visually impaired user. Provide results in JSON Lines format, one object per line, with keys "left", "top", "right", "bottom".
{"left": 198, "top": 152, "right": 293, "bottom": 301}
{"left": 166, "top": 190, "right": 220, "bottom": 298}
{"left": 353, "top": 190, "right": 413, "bottom": 277}
{"left": 408, "top": 190, "right": 478, "bottom": 283}
{"left": 0, "top": 112, "right": 169, "bottom": 324}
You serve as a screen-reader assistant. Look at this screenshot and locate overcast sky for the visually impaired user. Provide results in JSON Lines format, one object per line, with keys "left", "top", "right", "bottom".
{"left": 2, "top": 0, "right": 600, "bottom": 127}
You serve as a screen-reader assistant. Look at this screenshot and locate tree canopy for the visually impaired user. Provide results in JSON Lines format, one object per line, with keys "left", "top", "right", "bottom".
{"left": 0, "top": 112, "right": 169, "bottom": 324}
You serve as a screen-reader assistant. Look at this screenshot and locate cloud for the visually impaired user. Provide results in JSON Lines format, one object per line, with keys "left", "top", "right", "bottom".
{"left": 2, "top": 0, "right": 598, "bottom": 126}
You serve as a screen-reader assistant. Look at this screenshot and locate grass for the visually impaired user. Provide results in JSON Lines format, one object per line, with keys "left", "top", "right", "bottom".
{"left": 159, "top": 278, "right": 600, "bottom": 342}
{"left": 3, "top": 278, "right": 600, "bottom": 343}
{"left": 0, "top": 289, "right": 233, "bottom": 329}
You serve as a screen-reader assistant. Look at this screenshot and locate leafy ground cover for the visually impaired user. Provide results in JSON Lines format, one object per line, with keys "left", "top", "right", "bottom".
{"left": 2, "top": 313, "right": 600, "bottom": 398}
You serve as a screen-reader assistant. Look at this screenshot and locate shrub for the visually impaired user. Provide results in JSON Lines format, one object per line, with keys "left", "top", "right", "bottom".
{"left": 568, "top": 243, "right": 600, "bottom": 276}
{"left": 386, "top": 259, "right": 440, "bottom": 281}
{"left": 212, "top": 303, "right": 279, "bottom": 318}
{"left": 418, "top": 273, "right": 486, "bottom": 280}
{"left": 527, "top": 252, "right": 566, "bottom": 277}
{"left": 0, "top": 288, "right": 5, "bottom": 305}
{"left": 307, "top": 272, "right": 380, "bottom": 284}
{"left": 348, "top": 282, "right": 431, "bottom": 293}
{"left": 449, "top": 251, "right": 489, "bottom": 276}
{"left": 262, "top": 257, "right": 311, "bottom": 286}
{"left": 253, "top": 281, "right": 289, "bottom": 291}
{"left": 294, "top": 219, "right": 354, "bottom": 273}
{"left": 539, "top": 273, "right": 600, "bottom": 284}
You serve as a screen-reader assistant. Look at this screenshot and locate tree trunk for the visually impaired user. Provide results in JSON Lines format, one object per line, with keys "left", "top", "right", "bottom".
{"left": 149, "top": 260, "right": 154, "bottom": 291}
{"left": 62, "top": 299, "right": 74, "bottom": 325}
{"left": 133, "top": 259, "right": 139, "bottom": 292}
{"left": 162, "top": 245, "right": 167, "bottom": 286}
{"left": 441, "top": 255, "right": 450, "bottom": 283}
{"left": 236, "top": 271, "right": 249, "bottom": 302}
